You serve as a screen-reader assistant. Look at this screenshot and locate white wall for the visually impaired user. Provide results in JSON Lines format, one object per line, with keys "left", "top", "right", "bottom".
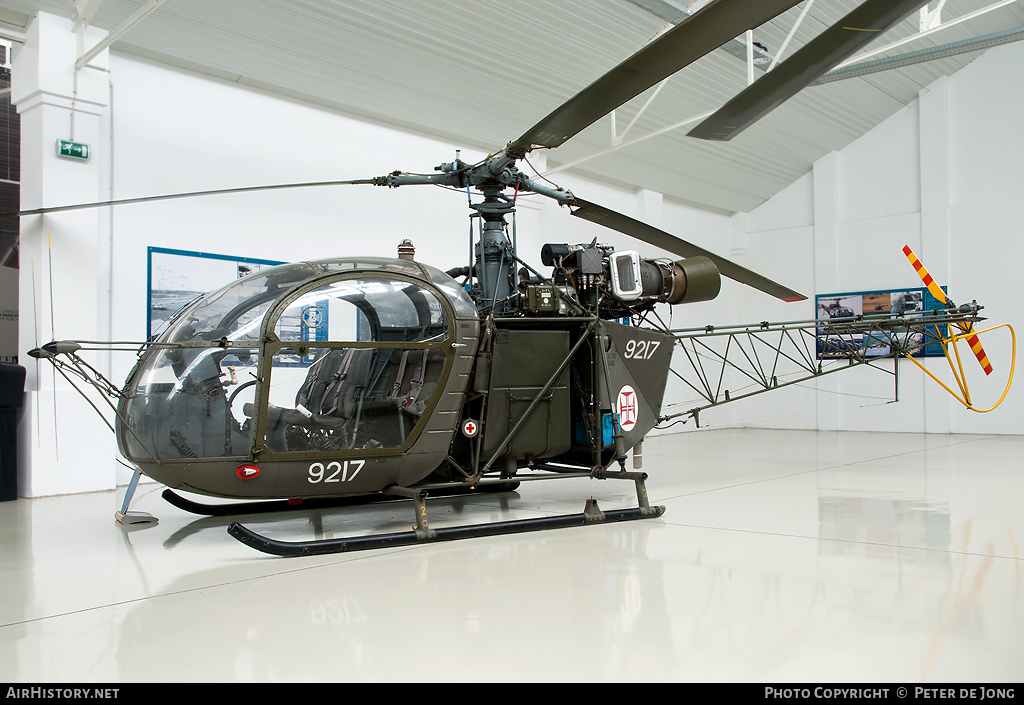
{"left": 732, "top": 41, "right": 1024, "bottom": 435}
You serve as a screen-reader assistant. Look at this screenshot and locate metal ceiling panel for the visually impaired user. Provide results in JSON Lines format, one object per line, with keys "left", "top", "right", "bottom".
{"left": 0, "top": 0, "right": 1021, "bottom": 213}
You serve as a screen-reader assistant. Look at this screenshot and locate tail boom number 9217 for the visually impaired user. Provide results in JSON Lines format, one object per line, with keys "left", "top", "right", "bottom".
{"left": 624, "top": 339, "right": 660, "bottom": 360}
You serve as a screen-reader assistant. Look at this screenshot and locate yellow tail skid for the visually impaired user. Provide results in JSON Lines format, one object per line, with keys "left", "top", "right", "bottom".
{"left": 903, "top": 322, "right": 1015, "bottom": 412}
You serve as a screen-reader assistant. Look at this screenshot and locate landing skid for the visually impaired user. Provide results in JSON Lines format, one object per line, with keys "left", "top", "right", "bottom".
{"left": 229, "top": 501, "right": 665, "bottom": 557}
{"left": 227, "top": 470, "right": 663, "bottom": 557}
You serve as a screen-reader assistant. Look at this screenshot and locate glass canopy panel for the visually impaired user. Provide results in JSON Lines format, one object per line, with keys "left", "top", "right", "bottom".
{"left": 122, "top": 261, "right": 466, "bottom": 462}
{"left": 121, "top": 346, "right": 254, "bottom": 461}
{"left": 121, "top": 263, "right": 317, "bottom": 462}
{"left": 260, "top": 274, "right": 452, "bottom": 455}
{"left": 262, "top": 345, "right": 447, "bottom": 453}
{"left": 159, "top": 262, "right": 316, "bottom": 344}
{"left": 273, "top": 277, "right": 449, "bottom": 344}
{"left": 313, "top": 258, "right": 477, "bottom": 320}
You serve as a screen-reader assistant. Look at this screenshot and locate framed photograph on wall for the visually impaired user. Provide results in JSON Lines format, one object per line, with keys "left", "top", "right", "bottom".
{"left": 147, "top": 247, "right": 284, "bottom": 340}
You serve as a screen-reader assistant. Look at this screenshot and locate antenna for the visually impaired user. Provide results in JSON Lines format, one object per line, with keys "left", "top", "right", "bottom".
{"left": 47, "top": 232, "right": 58, "bottom": 461}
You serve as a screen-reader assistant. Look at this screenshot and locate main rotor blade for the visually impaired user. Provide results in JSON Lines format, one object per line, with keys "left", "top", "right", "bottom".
{"left": 688, "top": 0, "right": 930, "bottom": 141}
{"left": 506, "top": 0, "right": 803, "bottom": 155}
{"left": 570, "top": 198, "right": 805, "bottom": 302}
{"left": 0, "top": 178, "right": 385, "bottom": 219}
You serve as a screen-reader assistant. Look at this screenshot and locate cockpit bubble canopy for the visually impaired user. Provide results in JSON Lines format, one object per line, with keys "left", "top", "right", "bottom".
{"left": 118, "top": 258, "right": 475, "bottom": 466}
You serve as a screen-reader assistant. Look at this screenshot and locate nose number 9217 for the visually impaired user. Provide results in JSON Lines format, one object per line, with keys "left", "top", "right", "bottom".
{"left": 308, "top": 460, "right": 366, "bottom": 484}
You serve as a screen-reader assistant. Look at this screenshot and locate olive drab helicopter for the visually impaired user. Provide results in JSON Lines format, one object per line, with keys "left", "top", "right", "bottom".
{"left": 20, "top": 0, "right": 1013, "bottom": 556}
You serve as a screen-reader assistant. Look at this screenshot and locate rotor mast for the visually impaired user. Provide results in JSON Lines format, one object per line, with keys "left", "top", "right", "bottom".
{"left": 471, "top": 184, "right": 515, "bottom": 312}
{"left": 383, "top": 151, "right": 575, "bottom": 313}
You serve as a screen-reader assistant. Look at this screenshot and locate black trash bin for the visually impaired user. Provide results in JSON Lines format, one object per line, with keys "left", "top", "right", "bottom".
{"left": 0, "top": 362, "right": 26, "bottom": 501}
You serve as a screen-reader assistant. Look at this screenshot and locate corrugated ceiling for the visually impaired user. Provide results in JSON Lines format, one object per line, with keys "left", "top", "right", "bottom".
{"left": 0, "top": 0, "right": 1021, "bottom": 214}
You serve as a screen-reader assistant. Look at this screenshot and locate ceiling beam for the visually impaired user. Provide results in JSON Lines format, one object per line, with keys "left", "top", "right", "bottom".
{"left": 813, "top": 25, "right": 1024, "bottom": 84}
{"left": 75, "top": 0, "right": 166, "bottom": 71}
{"left": 72, "top": 0, "right": 106, "bottom": 33}
{"left": 625, "top": 0, "right": 776, "bottom": 69}
{"left": 768, "top": 0, "right": 815, "bottom": 71}
{"left": 0, "top": 20, "right": 25, "bottom": 43}
{"left": 834, "top": 0, "right": 1023, "bottom": 68}
{"left": 544, "top": 109, "right": 715, "bottom": 177}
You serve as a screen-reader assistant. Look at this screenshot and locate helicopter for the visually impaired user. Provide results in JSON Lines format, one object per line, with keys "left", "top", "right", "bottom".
{"left": 818, "top": 298, "right": 858, "bottom": 319}
{"left": 22, "top": 0, "right": 1010, "bottom": 556}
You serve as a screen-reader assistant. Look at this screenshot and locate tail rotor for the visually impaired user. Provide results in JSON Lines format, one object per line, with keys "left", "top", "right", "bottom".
{"left": 902, "top": 244, "right": 992, "bottom": 375}
{"left": 901, "top": 245, "right": 1013, "bottom": 412}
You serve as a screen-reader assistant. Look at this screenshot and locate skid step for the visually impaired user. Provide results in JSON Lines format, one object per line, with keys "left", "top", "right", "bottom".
{"left": 228, "top": 501, "right": 666, "bottom": 557}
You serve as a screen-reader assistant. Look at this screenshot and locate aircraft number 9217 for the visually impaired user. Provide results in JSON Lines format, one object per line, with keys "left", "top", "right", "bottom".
{"left": 623, "top": 339, "right": 660, "bottom": 361}
{"left": 308, "top": 460, "right": 366, "bottom": 484}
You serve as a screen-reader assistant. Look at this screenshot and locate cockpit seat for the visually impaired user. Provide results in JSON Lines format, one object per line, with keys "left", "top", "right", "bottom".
{"left": 243, "top": 345, "right": 444, "bottom": 453}
{"left": 242, "top": 402, "right": 349, "bottom": 433}
{"left": 241, "top": 400, "right": 348, "bottom": 453}
{"left": 295, "top": 348, "right": 376, "bottom": 420}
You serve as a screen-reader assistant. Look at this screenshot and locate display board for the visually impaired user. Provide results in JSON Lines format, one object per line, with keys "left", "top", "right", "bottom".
{"left": 814, "top": 285, "right": 948, "bottom": 360}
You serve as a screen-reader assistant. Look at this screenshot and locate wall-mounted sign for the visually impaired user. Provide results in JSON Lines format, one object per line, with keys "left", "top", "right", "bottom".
{"left": 56, "top": 139, "right": 90, "bottom": 161}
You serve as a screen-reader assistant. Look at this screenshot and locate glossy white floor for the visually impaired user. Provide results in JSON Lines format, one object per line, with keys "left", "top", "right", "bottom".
{"left": 1, "top": 427, "right": 1021, "bottom": 683}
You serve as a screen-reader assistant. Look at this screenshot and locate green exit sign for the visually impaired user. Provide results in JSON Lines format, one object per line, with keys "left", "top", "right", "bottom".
{"left": 56, "top": 139, "right": 90, "bottom": 161}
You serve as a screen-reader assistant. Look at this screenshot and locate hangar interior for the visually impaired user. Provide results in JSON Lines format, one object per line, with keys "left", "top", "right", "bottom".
{"left": 0, "top": 0, "right": 1021, "bottom": 682}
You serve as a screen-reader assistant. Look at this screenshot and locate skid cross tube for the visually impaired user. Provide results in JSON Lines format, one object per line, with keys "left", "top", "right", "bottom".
{"left": 384, "top": 484, "right": 435, "bottom": 539}
{"left": 591, "top": 469, "right": 657, "bottom": 514}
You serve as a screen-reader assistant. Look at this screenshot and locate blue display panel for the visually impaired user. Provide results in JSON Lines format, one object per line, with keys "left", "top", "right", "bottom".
{"left": 815, "top": 286, "right": 948, "bottom": 360}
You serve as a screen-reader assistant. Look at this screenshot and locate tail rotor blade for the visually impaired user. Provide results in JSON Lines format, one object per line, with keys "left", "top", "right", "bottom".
{"left": 903, "top": 244, "right": 993, "bottom": 375}
{"left": 902, "top": 245, "right": 949, "bottom": 305}
{"left": 966, "top": 332, "right": 995, "bottom": 376}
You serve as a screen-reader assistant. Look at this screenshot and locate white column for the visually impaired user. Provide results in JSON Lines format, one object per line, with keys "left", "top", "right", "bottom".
{"left": 13, "top": 12, "right": 113, "bottom": 496}
{"left": 812, "top": 150, "right": 840, "bottom": 431}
